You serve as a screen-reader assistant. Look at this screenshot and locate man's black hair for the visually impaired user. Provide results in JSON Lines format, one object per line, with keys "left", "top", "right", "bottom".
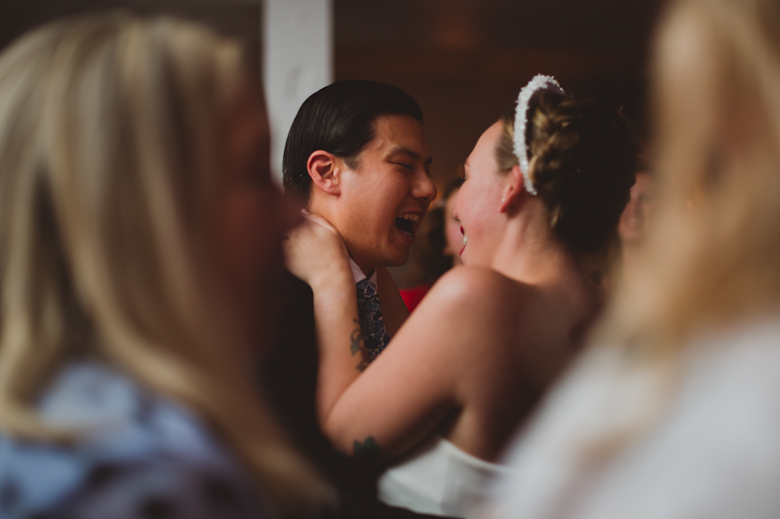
{"left": 282, "top": 80, "right": 423, "bottom": 202}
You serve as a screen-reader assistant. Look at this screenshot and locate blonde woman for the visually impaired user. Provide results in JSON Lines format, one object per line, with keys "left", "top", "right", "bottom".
{"left": 286, "top": 81, "right": 636, "bottom": 517}
{"left": 0, "top": 12, "right": 328, "bottom": 518}
{"left": 487, "top": 1, "right": 780, "bottom": 518}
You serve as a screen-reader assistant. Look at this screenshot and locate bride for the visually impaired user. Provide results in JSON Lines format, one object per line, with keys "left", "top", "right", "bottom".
{"left": 285, "top": 76, "right": 637, "bottom": 517}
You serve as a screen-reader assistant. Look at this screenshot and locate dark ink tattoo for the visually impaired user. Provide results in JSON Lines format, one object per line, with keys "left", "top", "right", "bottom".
{"left": 352, "top": 436, "right": 381, "bottom": 461}
{"left": 350, "top": 319, "right": 370, "bottom": 372}
{"left": 350, "top": 328, "right": 362, "bottom": 355}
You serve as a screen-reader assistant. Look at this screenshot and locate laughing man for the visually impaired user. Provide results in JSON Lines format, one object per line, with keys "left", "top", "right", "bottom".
{"left": 283, "top": 80, "right": 436, "bottom": 363}
{"left": 263, "top": 80, "right": 436, "bottom": 499}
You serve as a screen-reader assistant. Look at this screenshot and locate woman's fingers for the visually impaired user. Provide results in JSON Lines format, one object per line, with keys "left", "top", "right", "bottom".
{"left": 301, "top": 210, "right": 340, "bottom": 236}
{"left": 284, "top": 212, "right": 350, "bottom": 287}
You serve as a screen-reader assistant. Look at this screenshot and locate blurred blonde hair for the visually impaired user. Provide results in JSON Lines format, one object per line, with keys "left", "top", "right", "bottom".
{"left": 0, "top": 11, "right": 330, "bottom": 512}
{"left": 599, "top": 0, "right": 780, "bottom": 351}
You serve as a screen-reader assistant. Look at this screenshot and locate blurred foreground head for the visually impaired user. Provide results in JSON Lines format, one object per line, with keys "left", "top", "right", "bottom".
{"left": 0, "top": 11, "right": 326, "bottom": 511}
{"left": 606, "top": 0, "right": 780, "bottom": 347}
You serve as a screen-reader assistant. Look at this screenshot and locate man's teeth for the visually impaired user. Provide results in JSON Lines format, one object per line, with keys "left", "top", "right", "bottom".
{"left": 396, "top": 213, "right": 419, "bottom": 236}
{"left": 398, "top": 213, "right": 420, "bottom": 223}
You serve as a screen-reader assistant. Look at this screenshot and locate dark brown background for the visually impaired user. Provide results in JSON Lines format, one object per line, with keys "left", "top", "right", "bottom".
{"left": 1, "top": 0, "right": 663, "bottom": 192}
{"left": 334, "top": 0, "right": 664, "bottom": 191}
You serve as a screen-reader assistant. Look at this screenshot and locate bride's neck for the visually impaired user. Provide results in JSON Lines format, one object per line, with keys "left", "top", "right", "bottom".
{"left": 490, "top": 205, "right": 577, "bottom": 288}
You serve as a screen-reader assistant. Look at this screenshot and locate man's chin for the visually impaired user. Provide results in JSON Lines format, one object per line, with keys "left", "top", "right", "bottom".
{"left": 380, "top": 250, "right": 411, "bottom": 268}
{"left": 356, "top": 244, "right": 411, "bottom": 271}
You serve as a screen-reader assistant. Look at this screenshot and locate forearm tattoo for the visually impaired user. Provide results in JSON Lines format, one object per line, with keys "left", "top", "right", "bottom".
{"left": 352, "top": 436, "right": 381, "bottom": 461}
{"left": 350, "top": 319, "right": 370, "bottom": 372}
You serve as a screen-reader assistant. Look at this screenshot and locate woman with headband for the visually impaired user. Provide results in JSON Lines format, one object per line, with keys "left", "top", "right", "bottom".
{"left": 286, "top": 75, "right": 636, "bottom": 517}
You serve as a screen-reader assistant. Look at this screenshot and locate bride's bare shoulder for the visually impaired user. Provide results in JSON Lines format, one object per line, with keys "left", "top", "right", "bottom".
{"left": 435, "top": 265, "right": 527, "bottom": 294}
{"left": 421, "top": 266, "right": 531, "bottom": 318}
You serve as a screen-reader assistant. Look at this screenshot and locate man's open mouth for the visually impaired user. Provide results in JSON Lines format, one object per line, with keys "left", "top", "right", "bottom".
{"left": 395, "top": 213, "right": 420, "bottom": 237}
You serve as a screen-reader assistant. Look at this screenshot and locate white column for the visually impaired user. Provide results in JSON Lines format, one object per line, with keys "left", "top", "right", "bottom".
{"left": 262, "top": 0, "right": 333, "bottom": 182}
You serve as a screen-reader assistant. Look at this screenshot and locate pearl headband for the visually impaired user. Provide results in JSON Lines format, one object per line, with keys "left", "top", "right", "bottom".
{"left": 513, "top": 75, "right": 565, "bottom": 195}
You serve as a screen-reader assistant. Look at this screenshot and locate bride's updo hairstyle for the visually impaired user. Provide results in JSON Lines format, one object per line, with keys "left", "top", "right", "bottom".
{"left": 496, "top": 92, "right": 637, "bottom": 255}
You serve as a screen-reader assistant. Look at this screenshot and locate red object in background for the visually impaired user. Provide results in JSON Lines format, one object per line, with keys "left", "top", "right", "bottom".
{"left": 399, "top": 284, "right": 431, "bottom": 313}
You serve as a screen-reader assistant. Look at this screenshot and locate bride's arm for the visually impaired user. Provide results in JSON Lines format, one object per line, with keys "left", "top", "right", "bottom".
{"left": 319, "top": 268, "right": 502, "bottom": 459}
{"left": 283, "top": 212, "right": 366, "bottom": 419}
{"left": 288, "top": 217, "right": 502, "bottom": 460}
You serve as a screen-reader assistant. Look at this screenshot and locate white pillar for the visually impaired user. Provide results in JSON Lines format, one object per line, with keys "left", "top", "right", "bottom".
{"left": 262, "top": 0, "right": 333, "bottom": 182}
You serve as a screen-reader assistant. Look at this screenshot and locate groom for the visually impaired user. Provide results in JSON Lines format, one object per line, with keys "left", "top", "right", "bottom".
{"left": 261, "top": 80, "right": 436, "bottom": 496}
{"left": 284, "top": 79, "right": 436, "bottom": 360}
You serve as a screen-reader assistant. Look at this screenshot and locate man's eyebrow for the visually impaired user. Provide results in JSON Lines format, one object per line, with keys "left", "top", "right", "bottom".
{"left": 387, "top": 146, "right": 433, "bottom": 165}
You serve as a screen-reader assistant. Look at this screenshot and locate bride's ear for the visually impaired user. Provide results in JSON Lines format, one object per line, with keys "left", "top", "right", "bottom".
{"left": 498, "top": 165, "right": 525, "bottom": 213}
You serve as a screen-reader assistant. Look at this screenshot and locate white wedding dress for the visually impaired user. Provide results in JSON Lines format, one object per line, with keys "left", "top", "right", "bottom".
{"left": 378, "top": 433, "right": 514, "bottom": 518}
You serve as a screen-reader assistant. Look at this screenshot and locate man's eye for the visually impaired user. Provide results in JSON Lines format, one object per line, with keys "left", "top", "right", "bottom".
{"left": 392, "top": 162, "right": 412, "bottom": 170}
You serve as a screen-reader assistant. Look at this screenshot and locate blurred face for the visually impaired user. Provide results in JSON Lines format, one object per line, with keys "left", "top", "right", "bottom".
{"left": 443, "top": 187, "right": 463, "bottom": 266}
{"left": 216, "top": 83, "right": 300, "bottom": 331}
{"left": 454, "top": 122, "right": 507, "bottom": 266}
{"left": 618, "top": 172, "right": 654, "bottom": 245}
{"left": 335, "top": 114, "right": 437, "bottom": 273}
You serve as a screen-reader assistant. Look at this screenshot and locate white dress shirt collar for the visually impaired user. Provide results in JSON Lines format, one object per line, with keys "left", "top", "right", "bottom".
{"left": 349, "top": 258, "right": 377, "bottom": 285}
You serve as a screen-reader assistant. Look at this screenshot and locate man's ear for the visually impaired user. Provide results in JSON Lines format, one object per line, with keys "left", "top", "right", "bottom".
{"left": 498, "top": 164, "right": 525, "bottom": 213}
{"left": 307, "top": 150, "right": 341, "bottom": 196}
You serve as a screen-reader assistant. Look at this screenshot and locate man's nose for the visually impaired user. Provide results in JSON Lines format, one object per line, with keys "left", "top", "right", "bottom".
{"left": 413, "top": 172, "right": 437, "bottom": 203}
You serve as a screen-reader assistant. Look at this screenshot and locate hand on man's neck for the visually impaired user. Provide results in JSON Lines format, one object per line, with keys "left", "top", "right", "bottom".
{"left": 307, "top": 197, "right": 376, "bottom": 279}
{"left": 303, "top": 198, "right": 409, "bottom": 337}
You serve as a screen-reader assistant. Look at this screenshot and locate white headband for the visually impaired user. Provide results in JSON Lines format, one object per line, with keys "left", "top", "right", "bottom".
{"left": 513, "top": 75, "right": 565, "bottom": 195}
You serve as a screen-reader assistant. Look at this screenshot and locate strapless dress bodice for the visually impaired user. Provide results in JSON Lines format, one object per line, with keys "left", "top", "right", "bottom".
{"left": 378, "top": 434, "right": 514, "bottom": 517}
